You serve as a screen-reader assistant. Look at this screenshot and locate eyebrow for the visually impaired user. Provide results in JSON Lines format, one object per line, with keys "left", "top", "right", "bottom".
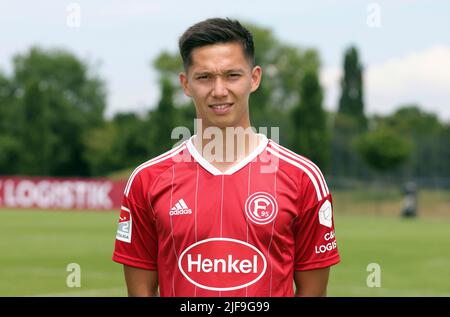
{"left": 192, "top": 69, "right": 246, "bottom": 77}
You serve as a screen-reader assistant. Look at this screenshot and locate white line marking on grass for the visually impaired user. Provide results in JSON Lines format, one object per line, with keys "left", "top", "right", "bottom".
{"left": 31, "top": 287, "right": 125, "bottom": 297}
{"left": 330, "top": 285, "right": 450, "bottom": 297}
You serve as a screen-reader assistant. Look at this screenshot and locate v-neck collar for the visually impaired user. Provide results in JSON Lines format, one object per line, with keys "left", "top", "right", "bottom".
{"left": 186, "top": 133, "right": 268, "bottom": 176}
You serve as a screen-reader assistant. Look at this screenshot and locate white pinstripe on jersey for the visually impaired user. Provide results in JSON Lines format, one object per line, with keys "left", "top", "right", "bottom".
{"left": 169, "top": 165, "right": 178, "bottom": 296}
{"left": 269, "top": 141, "right": 329, "bottom": 197}
{"left": 266, "top": 147, "right": 323, "bottom": 201}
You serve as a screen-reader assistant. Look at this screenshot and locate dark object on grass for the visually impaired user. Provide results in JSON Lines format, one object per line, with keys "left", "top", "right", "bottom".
{"left": 402, "top": 181, "right": 417, "bottom": 218}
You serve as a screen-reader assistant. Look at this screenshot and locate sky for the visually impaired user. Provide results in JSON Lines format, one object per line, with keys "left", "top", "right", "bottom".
{"left": 1, "top": 0, "right": 450, "bottom": 121}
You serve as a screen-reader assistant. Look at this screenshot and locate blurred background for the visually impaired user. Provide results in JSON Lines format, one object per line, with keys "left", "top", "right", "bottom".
{"left": 0, "top": 0, "right": 449, "bottom": 296}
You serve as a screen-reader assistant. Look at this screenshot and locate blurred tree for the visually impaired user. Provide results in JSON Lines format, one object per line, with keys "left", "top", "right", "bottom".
{"left": 438, "top": 124, "right": 450, "bottom": 178}
{"left": 19, "top": 78, "right": 55, "bottom": 175}
{"left": 153, "top": 52, "right": 194, "bottom": 138}
{"left": 154, "top": 51, "right": 184, "bottom": 82}
{"left": 381, "top": 105, "right": 441, "bottom": 135}
{"left": 82, "top": 112, "right": 150, "bottom": 176}
{"left": 355, "top": 126, "right": 413, "bottom": 171}
{"left": 112, "top": 112, "right": 150, "bottom": 166}
{"left": 291, "top": 69, "right": 329, "bottom": 169}
{"left": 146, "top": 77, "right": 180, "bottom": 156}
{"left": 332, "top": 46, "right": 368, "bottom": 179}
{"left": 7, "top": 47, "right": 107, "bottom": 176}
{"left": 0, "top": 72, "right": 22, "bottom": 174}
{"left": 354, "top": 125, "right": 413, "bottom": 216}
{"left": 0, "top": 73, "right": 13, "bottom": 130}
{"left": 82, "top": 122, "right": 118, "bottom": 176}
{"left": 376, "top": 105, "right": 446, "bottom": 178}
{"left": 81, "top": 50, "right": 184, "bottom": 176}
{"left": 338, "top": 46, "right": 366, "bottom": 130}
{"left": 246, "top": 25, "right": 321, "bottom": 147}
{"left": 331, "top": 113, "right": 369, "bottom": 179}
{"left": 153, "top": 50, "right": 185, "bottom": 104}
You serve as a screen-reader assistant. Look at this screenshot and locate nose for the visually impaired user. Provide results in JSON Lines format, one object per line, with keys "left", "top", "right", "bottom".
{"left": 211, "top": 76, "right": 228, "bottom": 98}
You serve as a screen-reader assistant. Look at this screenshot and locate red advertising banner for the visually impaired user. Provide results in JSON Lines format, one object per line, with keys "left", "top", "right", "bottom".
{"left": 0, "top": 176, "right": 127, "bottom": 210}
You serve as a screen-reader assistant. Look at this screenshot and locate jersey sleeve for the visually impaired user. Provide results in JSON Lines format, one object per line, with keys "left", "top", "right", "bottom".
{"left": 112, "top": 171, "right": 158, "bottom": 270}
{"left": 293, "top": 173, "right": 340, "bottom": 271}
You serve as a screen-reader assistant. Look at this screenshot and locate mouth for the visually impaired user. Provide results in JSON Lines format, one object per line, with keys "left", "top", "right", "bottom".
{"left": 208, "top": 102, "right": 234, "bottom": 115}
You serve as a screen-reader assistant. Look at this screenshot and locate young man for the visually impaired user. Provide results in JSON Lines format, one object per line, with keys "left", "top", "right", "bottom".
{"left": 113, "top": 18, "right": 340, "bottom": 297}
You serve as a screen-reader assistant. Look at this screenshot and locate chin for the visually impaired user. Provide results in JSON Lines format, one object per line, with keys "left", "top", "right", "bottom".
{"left": 202, "top": 115, "right": 233, "bottom": 128}
{"left": 211, "top": 120, "right": 234, "bottom": 129}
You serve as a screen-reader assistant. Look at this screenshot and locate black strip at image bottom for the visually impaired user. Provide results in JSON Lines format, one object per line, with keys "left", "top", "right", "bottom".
{"left": 2, "top": 297, "right": 448, "bottom": 315}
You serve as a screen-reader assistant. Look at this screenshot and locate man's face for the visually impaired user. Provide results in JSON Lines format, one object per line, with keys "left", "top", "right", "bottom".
{"left": 180, "top": 42, "right": 262, "bottom": 129}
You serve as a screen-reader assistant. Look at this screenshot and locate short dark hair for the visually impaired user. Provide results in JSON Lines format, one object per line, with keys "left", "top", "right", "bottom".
{"left": 178, "top": 18, "right": 255, "bottom": 71}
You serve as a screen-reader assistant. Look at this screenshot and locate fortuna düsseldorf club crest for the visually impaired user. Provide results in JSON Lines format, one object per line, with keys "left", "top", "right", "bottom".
{"left": 245, "top": 192, "right": 278, "bottom": 225}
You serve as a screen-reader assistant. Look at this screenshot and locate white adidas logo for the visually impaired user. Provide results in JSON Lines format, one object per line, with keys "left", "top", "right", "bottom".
{"left": 169, "top": 199, "right": 192, "bottom": 216}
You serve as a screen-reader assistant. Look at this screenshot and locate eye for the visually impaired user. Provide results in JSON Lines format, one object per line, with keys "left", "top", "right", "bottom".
{"left": 196, "top": 75, "right": 209, "bottom": 80}
{"left": 228, "top": 73, "right": 241, "bottom": 78}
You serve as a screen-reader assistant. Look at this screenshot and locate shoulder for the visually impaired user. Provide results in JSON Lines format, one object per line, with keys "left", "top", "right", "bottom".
{"left": 266, "top": 139, "right": 330, "bottom": 203}
{"left": 124, "top": 141, "right": 188, "bottom": 198}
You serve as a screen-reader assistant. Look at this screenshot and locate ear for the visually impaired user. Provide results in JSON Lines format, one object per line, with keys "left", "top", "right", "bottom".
{"left": 179, "top": 72, "right": 191, "bottom": 97}
{"left": 250, "top": 65, "right": 262, "bottom": 93}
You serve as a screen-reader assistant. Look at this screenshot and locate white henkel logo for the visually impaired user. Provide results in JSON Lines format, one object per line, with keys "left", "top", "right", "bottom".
{"left": 318, "top": 200, "right": 333, "bottom": 228}
{"left": 245, "top": 192, "right": 278, "bottom": 225}
{"left": 178, "top": 238, "right": 267, "bottom": 291}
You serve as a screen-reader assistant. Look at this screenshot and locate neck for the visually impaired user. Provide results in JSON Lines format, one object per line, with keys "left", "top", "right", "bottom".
{"left": 193, "top": 124, "right": 260, "bottom": 166}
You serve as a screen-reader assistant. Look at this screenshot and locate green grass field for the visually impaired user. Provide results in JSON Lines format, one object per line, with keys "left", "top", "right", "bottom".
{"left": 1, "top": 208, "right": 450, "bottom": 296}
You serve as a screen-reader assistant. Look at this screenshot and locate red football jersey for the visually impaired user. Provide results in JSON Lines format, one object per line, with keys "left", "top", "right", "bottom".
{"left": 113, "top": 134, "right": 340, "bottom": 296}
